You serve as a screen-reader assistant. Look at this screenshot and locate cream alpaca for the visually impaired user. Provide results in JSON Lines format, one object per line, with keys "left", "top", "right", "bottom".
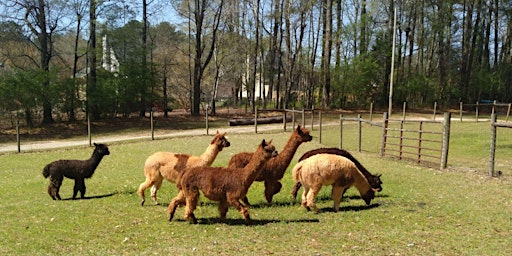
{"left": 292, "top": 153, "right": 377, "bottom": 213}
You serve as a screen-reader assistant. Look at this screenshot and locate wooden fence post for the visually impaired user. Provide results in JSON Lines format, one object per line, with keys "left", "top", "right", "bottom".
{"left": 310, "top": 107, "right": 314, "bottom": 131}
{"left": 301, "top": 109, "right": 305, "bottom": 127}
{"left": 151, "top": 110, "right": 155, "bottom": 140}
{"left": 319, "top": 111, "right": 322, "bottom": 144}
{"left": 339, "top": 114, "right": 343, "bottom": 149}
{"left": 380, "top": 112, "right": 388, "bottom": 157}
{"left": 87, "top": 113, "right": 92, "bottom": 147}
{"left": 459, "top": 102, "right": 463, "bottom": 122}
{"left": 489, "top": 113, "right": 497, "bottom": 177}
{"left": 369, "top": 102, "right": 373, "bottom": 123}
{"left": 402, "top": 102, "right": 407, "bottom": 120}
{"left": 358, "top": 114, "right": 362, "bottom": 152}
{"left": 433, "top": 101, "right": 437, "bottom": 120}
{"left": 507, "top": 104, "right": 511, "bottom": 122}
{"left": 254, "top": 108, "right": 258, "bottom": 134}
{"left": 16, "top": 120, "right": 20, "bottom": 153}
{"left": 475, "top": 101, "right": 479, "bottom": 122}
{"left": 441, "top": 112, "right": 451, "bottom": 169}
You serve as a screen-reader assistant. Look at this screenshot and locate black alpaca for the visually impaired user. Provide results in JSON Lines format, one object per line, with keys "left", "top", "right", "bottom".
{"left": 42, "top": 143, "right": 110, "bottom": 200}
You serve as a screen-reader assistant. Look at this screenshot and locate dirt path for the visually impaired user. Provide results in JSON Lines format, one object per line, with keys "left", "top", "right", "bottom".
{"left": 0, "top": 123, "right": 294, "bottom": 154}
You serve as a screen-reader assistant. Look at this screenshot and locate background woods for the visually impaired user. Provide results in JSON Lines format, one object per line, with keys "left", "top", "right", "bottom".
{"left": 1, "top": 0, "right": 512, "bottom": 124}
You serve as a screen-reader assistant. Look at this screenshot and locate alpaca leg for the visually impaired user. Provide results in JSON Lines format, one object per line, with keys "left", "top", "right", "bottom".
{"left": 241, "top": 196, "right": 251, "bottom": 207}
{"left": 301, "top": 186, "right": 310, "bottom": 211}
{"left": 264, "top": 181, "right": 281, "bottom": 206}
{"left": 331, "top": 186, "right": 345, "bottom": 212}
{"left": 291, "top": 181, "right": 302, "bottom": 200}
{"left": 73, "top": 178, "right": 86, "bottom": 199}
{"left": 228, "top": 197, "right": 250, "bottom": 223}
{"left": 306, "top": 185, "right": 321, "bottom": 213}
{"left": 168, "top": 191, "right": 186, "bottom": 221}
{"left": 218, "top": 200, "right": 229, "bottom": 222}
{"left": 48, "top": 175, "right": 63, "bottom": 200}
{"left": 184, "top": 190, "right": 200, "bottom": 224}
{"left": 150, "top": 178, "right": 163, "bottom": 205}
{"left": 137, "top": 177, "right": 156, "bottom": 206}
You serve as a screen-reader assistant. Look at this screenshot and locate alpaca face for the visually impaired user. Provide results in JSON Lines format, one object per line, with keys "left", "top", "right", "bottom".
{"left": 262, "top": 140, "right": 278, "bottom": 159}
{"left": 212, "top": 132, "right": 231, "bottom": 151}
{"left": 297, "top": 125, "right": 313, "bottom": 143}
{"left": 369, "top": 174, "right": 383, "bottom": 192}
{"left": 93, "top": 143, "right": 110, "bottom": 156}
{"left": 362, "top": 189, "right": 375, "bottom": 205}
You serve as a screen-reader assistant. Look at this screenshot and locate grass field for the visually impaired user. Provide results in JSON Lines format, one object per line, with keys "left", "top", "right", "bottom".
{"left": 1, "top": 120, "right": 511, "bottom": 255}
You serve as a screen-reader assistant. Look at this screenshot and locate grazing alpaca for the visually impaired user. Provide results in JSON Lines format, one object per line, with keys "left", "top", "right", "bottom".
{"left": 137, "top": 131, "right": 230, "bottom": 206}
{"left": 168, "top": 139, "right": 278, "bottom": 224}
{"left": 292, "top": 154, "right": 377, "bottom": 213}
{"left": 227, "top": 125, "right": 312, "bottom": 206}
{"left": 42, "top": 143, "right": 110, "bottom": 200}
{"left": 291, "top": 147, "right": 382, "bottom": 199}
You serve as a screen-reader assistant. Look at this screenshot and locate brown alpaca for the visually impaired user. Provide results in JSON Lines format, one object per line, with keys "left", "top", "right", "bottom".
{"left": 227, "top": 125, "right": 312, "bottom": 206}
{"left": 137, "top": 131, "right": 230, "bottom": 206}
{"left": 291, "top": 147, "right": 382, "bottom": 200}
{"left": 168, "top": 139, "right": 278, "bottom": 224}
{"left": 292, "top": 153, "right": 377, "bottom": 213}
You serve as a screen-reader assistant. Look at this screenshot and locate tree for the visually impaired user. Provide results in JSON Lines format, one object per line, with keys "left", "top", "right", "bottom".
{"left": 174, "top": 0, "right": 224, "bottom": 116}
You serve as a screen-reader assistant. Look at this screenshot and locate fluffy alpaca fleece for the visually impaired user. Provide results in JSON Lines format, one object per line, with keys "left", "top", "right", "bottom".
{"left": 292, "top": 153, "right": 377, "bottom": 213}
{"left": 291, "top": 147, "right": 382, "bottom": 199}
{"left": 168, "top": 139, "right": 278, "bottom": 224}
{"left": 137, "top": 131, "right": 230, "bottom": 206}
{"left": 227, "top": 125, "right": 312, "bottom": 206}
{"left": 42, "top": 143, "right": 110, "bottom": 200}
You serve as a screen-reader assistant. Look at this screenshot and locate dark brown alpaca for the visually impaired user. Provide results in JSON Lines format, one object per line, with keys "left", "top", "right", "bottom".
{"left": 227, "top": 125, "right": 312, "bottom": 206}
{"left": 291, "top": 147, "right": 382, "bottom": 200}
{"left": 168, "top": 139, "right": 278, "bottom": 224}
{"left": 42, "top": 143, "right": 110, "bottom": 200}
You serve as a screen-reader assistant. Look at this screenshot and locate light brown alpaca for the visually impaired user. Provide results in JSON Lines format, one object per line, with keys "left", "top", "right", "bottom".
{"left": 227, "top": 125, "right": 312, "bottom": 206}
{"left": 168, "top": 139, "right": 278, "bottom": 224}
{"left": 292, "top": 153, "right": 377, "bottom": 213}
{"left": 137, "top": 131, "right": 230, "bottom": 206}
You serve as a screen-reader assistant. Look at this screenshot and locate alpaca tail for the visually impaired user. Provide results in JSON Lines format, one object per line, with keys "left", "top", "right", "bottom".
{"left": 291, "top": 164, "right": 303, "bottom": 200}
{"left": 42, "top": 164, "right": 51, "bottom": 178}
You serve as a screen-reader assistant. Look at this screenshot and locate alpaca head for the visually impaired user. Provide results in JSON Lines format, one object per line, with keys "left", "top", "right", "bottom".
{"left": 260, "top": 139, "right": 278, "bottom": 159}
{"left": 368, "top": 174, "right": 383, "bottom": 192}
{"left": 361, "top": 188, "right": 376, "bottom": 205}
{"left": 296, "top": 125, "right": 313, "bottom": 143}
{"left": 211, "top": 131, "right": 231, "bottom": 151}
{"left": 93, "top": 143, "right": 110, "bottom": 156}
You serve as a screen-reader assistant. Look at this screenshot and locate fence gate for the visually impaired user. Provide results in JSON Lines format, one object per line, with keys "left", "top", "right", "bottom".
{"left": 489, "top": 113, "right": 512, "bottom": 176}
{"left": 380, "top": 112, "right": 451, "bottom": 169}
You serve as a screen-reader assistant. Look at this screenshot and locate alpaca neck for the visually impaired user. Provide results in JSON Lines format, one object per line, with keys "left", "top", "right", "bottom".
{"left": 352, "top": 168, "right": 373, "bottom": 194}
{"left": 198, "top": 144, "right": 220, "bottom": 166}
{"left": 84, "top": 152, "right": 105, "bottom": 176}
{"left": 241, "top": 152, "right": 270, "bottom": 187}
{"left": 272, "top": 135, "right": 303, "bottom": 170}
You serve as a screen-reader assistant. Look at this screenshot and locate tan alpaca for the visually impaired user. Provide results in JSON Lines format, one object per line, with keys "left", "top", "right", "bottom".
{"left": 168, "top": 139, "right": 278, "bottom": 224}
{"left": 292, "top": 153, "right": 377, "bottom": 213}
{"left": 228, "top": 125, "right": 312, "bottom": 206}
{"left": 137, "top": 131, "right": 230, "bottom": 206}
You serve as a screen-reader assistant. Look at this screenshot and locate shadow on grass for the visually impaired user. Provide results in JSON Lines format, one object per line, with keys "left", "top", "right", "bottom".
{"left": 171, "top": 217, "right": 320, "bottom": 226}
{"left": 62, "top": 192, "right": 117, "bottom": 200}
{"left": 319, "top": 203, "right": 380, "bottom": 213}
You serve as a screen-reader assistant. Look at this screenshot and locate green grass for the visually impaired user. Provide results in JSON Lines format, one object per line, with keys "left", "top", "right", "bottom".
{"left": 1, "top": 122, "right": 511, "bottom": 255}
